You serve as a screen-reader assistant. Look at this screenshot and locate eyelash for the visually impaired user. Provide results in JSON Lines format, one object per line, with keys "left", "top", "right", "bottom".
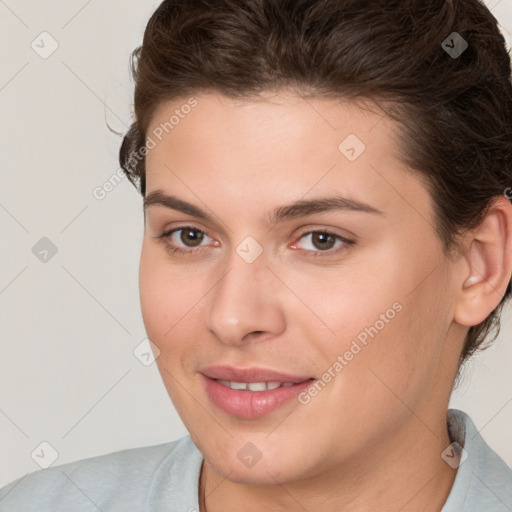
{"left": 155, "top": 226, "right": 355, "bottom": 258}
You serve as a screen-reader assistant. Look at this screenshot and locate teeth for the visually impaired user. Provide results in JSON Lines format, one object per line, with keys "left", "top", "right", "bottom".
{"left": 216, "top": 380, "right": 298, "bottom": 391}
{"left": 230, "top": 381, "right": 248, "bottom": 390}
{"left": 247, "top": 382, "right": 266, "bottom": 391}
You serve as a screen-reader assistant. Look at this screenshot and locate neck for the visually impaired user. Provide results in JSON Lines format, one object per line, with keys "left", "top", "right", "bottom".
{"left": 199, "top": 412, "right": 458, "bottom": 512}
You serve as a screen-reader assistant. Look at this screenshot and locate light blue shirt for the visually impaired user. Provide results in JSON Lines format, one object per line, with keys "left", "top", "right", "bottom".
{"left": 1, "top": 409, "right": 511, "bottom": 511}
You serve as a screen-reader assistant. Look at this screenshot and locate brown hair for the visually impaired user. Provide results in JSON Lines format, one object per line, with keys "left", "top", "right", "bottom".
{"left": 119, "top": 0, "right": 512, "bottom": 374}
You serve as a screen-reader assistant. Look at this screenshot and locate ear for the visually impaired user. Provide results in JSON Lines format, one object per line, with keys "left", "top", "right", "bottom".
{"left": 454, "top": 194, "right": 512, "bottom": 327}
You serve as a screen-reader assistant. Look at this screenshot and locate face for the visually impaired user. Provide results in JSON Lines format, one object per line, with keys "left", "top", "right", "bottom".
{"left": 139, "top": 91, "right": 464, "bottom": 485}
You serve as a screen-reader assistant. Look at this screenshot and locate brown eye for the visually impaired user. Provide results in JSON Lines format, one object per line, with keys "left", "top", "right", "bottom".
{"left": 179, "top": 228, "right": 205, "bottom": 247}
{"left": 310, "top": 232, "right": 337, "bottom": 251}
{"left": 293, "top": 229, "right": 355, "bottom": 257}
{"left": 155, "top": 226, "right": 213, "bottom": 255}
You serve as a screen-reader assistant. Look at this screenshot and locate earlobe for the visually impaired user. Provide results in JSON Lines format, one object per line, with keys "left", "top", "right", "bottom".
{"left": 454, "top": 195, "right": 512, "bottom": 327}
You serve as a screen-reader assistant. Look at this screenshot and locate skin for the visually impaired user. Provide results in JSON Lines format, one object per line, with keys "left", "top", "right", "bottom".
{"left": 139, "top": 90, "right": 512, "bottom": 512}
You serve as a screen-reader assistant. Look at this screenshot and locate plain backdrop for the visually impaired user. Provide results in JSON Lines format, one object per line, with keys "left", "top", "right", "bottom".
{"left": 0, "top": 0, "right": 511, "bottom": 488}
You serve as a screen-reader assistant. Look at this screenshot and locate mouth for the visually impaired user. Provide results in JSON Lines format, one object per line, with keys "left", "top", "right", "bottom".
{"left": 215, "top": 379, "right": 307, "bottom": 391}
{"left": 200, "top": 365, "right": 316, "bottom": 419}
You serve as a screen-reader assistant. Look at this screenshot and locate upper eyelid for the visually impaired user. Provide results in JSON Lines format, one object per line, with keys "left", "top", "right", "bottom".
{"left": 165, "top": 225, "right": 214, "bottom": 241}
{"left": 159, "top": 218, "right": 356, "bottom": 236}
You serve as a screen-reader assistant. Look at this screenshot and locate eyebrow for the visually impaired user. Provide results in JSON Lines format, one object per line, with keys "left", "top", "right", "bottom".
{"left": 143, "top": 190, "right": 385, "bottom": 225}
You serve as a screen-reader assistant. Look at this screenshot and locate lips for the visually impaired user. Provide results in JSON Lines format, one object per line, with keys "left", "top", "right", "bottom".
{"left": 200, "top": 365, "right": 315, "bottom": 419}
{"left": 201, "top": 365, "right": 313, "bottom": 383}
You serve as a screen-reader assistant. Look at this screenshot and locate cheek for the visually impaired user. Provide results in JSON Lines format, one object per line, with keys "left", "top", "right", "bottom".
{"left": 139, "top": 250, "right": 169, "bottom": 339}
{"left": 308, "top": 245, "right": 451, "bottom": 402}
{"left": 340, "top": 266, "right": 452, "bottom": 411}
{"left": 140, "top": 243, "right": 192, "bottom": 318}
{"left": 139, "top": 245, "right": 196, "bottom": 349}
{"left": 286, "top": 261, "right": 401, "bottom": 358}
{"left": 138, "top": 243, "right": 213, "bottom": 377}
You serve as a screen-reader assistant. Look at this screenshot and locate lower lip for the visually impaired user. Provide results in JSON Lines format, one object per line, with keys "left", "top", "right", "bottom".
{"left": 201, "top": 375, "right": 315, "bottom": 419}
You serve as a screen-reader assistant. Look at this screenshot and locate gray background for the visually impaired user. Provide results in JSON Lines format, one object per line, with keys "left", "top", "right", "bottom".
{"left": 0, "top": 0, "right": 511, "bottom": 487}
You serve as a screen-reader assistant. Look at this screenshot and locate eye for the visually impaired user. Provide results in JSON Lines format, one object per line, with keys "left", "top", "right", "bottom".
{"left": 292, "top": 229, "right": 354, "bottom": 257}
{"left": 154, "top": 226, "right": 354, "bottom": 258}
{"left": 155, "top": 226, "right": 215, "bottom": 255}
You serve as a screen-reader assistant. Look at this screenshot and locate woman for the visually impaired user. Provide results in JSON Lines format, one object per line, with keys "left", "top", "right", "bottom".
{"left": 1, "top": 0, "right": 512, "bottom": 510}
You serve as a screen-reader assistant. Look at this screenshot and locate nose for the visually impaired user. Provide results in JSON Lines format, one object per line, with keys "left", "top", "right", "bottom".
{"left": 203, "top": 249, "right": 286, "bottom": 346}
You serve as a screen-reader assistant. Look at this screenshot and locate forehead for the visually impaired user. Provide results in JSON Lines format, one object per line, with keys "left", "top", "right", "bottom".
{"left": 144, "top": 91, "right": 433, "bottom": 227}
{"left": 147, "top": 90, "right": 393, "bottom": 151}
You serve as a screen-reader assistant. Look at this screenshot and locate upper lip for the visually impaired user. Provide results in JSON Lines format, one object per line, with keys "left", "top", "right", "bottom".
{"left": 201, "top": 365, "right": 313, "bottom": 383}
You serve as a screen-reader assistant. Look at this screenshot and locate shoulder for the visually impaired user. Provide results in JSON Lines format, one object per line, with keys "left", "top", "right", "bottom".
{"left": 443, "top": 409, "right": 512, "bottom": 511}
{"left": 0, "top": 435, "right": 202, "bottom": 512}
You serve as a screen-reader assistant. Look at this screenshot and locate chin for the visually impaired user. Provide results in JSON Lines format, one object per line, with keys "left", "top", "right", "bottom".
{"left": 202, "top": 440, "right": 311, "bottom": 485}
{"left": 210, "top": 460, "right": 296, "bottom": 486}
